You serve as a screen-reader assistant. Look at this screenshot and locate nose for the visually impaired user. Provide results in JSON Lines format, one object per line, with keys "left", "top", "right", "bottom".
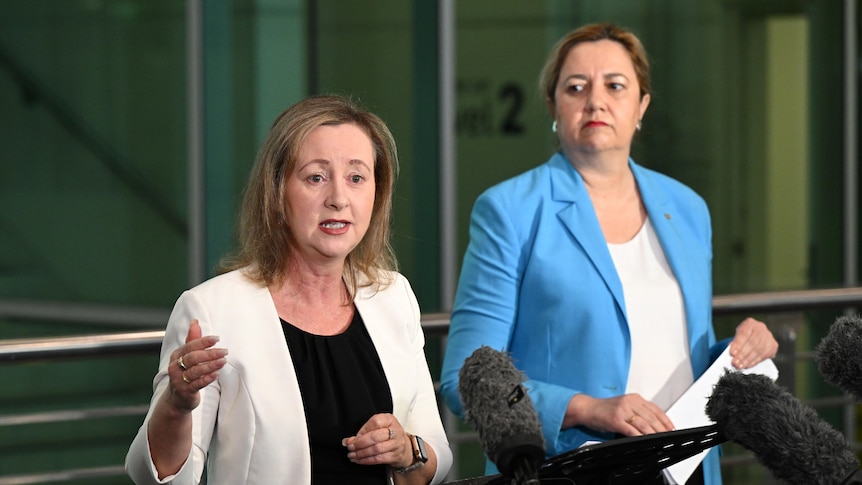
{"left": 585, "top": 86, "right": 606, "bottom": 112}
{"left": 325, "top": 179, "right": 348, "bottom": 210}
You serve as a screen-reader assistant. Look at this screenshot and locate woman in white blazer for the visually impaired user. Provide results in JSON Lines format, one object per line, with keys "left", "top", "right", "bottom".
{"left": 126, "top": 95, "right": 452, "bottom": 485}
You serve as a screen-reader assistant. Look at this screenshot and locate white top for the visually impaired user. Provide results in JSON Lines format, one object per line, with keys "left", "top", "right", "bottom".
{"left": 608, "top": 217, "right": 694, "bottom": 411}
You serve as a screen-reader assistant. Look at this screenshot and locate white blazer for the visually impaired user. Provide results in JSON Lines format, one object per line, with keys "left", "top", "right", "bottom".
{"left": 126, "top": 269, "right": 452, "bottom": 485}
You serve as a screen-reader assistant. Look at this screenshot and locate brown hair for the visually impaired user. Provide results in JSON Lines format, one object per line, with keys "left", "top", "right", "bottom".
{"left": 219, "top": 95, "right": 399, "bottom": 296}
{"left": 539, "top": 23, "right": 651, "bottom": 106}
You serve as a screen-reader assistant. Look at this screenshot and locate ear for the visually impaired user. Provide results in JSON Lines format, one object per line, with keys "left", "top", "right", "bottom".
{"left": 638, "top": 93, "right": 651, "bottom": 120}
{"left": 546, "top": 98, "right": 556, "bottom": 119}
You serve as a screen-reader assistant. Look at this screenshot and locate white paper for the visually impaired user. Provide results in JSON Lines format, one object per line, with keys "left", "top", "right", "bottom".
{"left": 661, "top": 348, "right": 779, "bottom": 484}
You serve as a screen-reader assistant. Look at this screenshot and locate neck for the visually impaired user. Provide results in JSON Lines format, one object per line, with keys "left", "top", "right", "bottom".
{"left": 564, "top": 144, "right": 630, "bottom": 174}
{"left": 274, "top": 257, "right": 349, "bottom": 306}
{"left": 569, "top": 155, "right": 635, "bottom": 197}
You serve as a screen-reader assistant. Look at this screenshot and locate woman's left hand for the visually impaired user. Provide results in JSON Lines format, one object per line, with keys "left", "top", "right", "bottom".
{"left": 343, "top": 413, "right": 414, "bottom": 469}
{"left": 729, "top": 317, "right": 779, "bottom": 369}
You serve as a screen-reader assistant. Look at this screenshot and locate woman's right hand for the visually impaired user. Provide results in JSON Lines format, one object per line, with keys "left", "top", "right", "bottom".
{"left": 147, "top": 319, "right": 227, "bottom": 478}
{"left": 165, "top": 319, "right": 228, "bottom": 412}
{"left": 563, "top": 393, "right": 675, "bottom": 437}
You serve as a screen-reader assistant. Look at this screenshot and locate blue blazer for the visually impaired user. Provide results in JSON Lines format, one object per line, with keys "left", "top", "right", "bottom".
{"left": 440, "top": 152, "right": 726, "bottom": 484}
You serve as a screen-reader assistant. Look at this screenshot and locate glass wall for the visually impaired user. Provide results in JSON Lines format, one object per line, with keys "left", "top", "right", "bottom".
{"left": 0, "top": 1, "right": 189, "bottom": 308}
{"left": 0, "top": 2, "right": 189, "bottom": 481}
{"left": 0, "top": 1, "right": 306, "bottom": 481}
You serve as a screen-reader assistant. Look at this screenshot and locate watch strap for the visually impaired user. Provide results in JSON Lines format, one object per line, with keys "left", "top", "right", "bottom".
{"left": 393, "top": 434, "right": 427, "bottom": 474}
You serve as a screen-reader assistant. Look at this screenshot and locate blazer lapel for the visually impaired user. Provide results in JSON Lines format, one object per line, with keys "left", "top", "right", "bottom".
{"left": 550, "top": 153, "right": 627, "bottom": 319}
{"left": 353, "top": 282, "right": 415, "bottom": 423}
{"left": 632, "top": 163, "right": 705, "bottom": 342}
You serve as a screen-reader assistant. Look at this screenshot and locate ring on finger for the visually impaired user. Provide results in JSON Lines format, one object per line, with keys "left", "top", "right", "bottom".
{"left": 177, "top": 355, "right": 188, "bottom": 370}
{"left": 627, "top": 414, "right": 637, "bottom": 424}
{"left": 388, "top": 427, "right": 394, "bottom": 440}
{"left": 182, "top": 371, "right": 191, "bottom": 384}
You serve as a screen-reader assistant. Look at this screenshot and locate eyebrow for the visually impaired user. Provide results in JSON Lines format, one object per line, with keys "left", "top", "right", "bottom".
{"left": 298, "top": 158, "right": 372, "bottom": 171}
{"left": 564, "top": 72, "right": 630, "bottom": 82}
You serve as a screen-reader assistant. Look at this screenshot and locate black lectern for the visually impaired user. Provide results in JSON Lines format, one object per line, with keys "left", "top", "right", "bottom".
{"left": 443, "top": 424, "right": 725, "bottom": 485}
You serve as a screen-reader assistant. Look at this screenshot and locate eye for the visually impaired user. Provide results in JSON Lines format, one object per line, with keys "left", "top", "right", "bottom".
{"left": 308, "top": 174, "right": 325, "bottom": 184}
{"left": 608, "top": 82, "right": 625, "bottom": 91}
{"left": 566, "top": 83, "right": 585, "bottom": 93}
{"left": 350, "top": 174, "right": 364, "bottom": 184}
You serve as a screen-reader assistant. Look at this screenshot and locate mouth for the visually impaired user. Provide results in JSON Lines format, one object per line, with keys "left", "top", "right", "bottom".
{"left": 584, "top": 121, "right": 608, "bottom": 128}
{"left": 320, "top": 221, "right": 348, "bottom": 229}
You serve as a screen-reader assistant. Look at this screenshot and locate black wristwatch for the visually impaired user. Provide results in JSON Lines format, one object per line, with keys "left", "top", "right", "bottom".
{"left": 394, "top": 434, "right": 428, "bottom": 474}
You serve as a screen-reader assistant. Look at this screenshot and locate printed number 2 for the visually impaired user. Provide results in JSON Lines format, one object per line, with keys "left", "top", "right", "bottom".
{"left": 498, "top": 83, "right": 524, "bottom": 135}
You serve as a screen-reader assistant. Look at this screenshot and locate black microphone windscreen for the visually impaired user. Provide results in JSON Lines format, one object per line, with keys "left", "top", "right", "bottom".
{"left": 706, "top": 372, "right": 859, "bottom": 485}
{"left": 458, "top": 346, "right": 545, "bottom": 478}
{"left": 816, "top": 314, "right": 862, "bottom": 401}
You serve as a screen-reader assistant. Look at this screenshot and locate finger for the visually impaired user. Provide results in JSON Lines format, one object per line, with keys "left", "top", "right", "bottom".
{"left": 736, "top": 338, "right": 778, "bottom": 368}
{"left": 181, "top": 356, "right": 228, "bottom": 384}
{"left": 622, "top": 413, "right": 643, "bottom": 436}
{"left": 178, "top": 347, "right": 230, "bottom": 371}
{"left": 657, "top": 412, "right": 676, "bottom": 431}
{"left": 355, "top": 413, "right": 392, "bottom": 436}
{"left": 349, "top": 423, "right": 398, "bottom": 452}
{"left": 172, "top": 320, "right": 224, "bottom": 371}
{"left": 624, "top": 412, "right": 668, "bottom": 436}
{"left": 348, "top": 432, "right": 409, "bottom": 465}
{"left": 622, "top": 399, "right": 674, "bottom": 434}
{"left": 183, "top": 368, "right": 221, "bottom": 391}
{"left": 347, "top": 435, "right": 387, "bottom": 458}
{"left": 731, "top": 321, "right": 775, "bottom": 368}
{"left": 186, "top": 319, "right": 202, "bottom": 343}
{"left": 729, "top": 324, "right": 757, "bottom": 367}
{"left": 349, "top": 448, "right": 402, "bottom": 465}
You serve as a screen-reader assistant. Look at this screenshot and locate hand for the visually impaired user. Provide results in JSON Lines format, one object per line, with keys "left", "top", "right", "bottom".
{"left": 729, "top": 317, "right": 778, "bottom": 369}
{"left": 166, "top": 319, "right": 229, "bottom": 412}
{"left": 342, "top": 413, "right": 414, "bottom": 469}
{"left": 564, "top": 393, "right": 675, "bottom": 437}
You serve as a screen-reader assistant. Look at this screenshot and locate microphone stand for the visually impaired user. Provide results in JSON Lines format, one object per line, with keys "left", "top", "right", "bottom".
{"left": 841, "top": 470, "right": 862, "bottom": 484}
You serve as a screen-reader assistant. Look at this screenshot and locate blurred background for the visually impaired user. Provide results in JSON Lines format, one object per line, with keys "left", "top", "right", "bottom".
{"left": 0, "top": 0, "right": 860, "bottom": 483}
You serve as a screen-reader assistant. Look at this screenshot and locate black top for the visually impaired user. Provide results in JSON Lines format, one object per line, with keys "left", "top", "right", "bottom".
{"left": 282, "top": 310, "right": 393, "bottom": 485}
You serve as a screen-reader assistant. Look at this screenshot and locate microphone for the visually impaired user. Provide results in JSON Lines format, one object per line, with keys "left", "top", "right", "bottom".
{"left": 458, "top": 346, "right": 545, "bottom": 485}
{"left": 816, "top": 314, "right": 862, "bottom": 401}
{"left": 706, "top": 371, "right": 860, "bottom": 485}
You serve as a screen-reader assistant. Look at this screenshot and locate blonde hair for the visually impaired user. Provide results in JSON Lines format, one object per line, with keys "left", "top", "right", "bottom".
{"left": 219, "top": 95, "right": 399, "bottom": 296}
{"left": 539, "top": 23, "right": 651, "bottom": 105}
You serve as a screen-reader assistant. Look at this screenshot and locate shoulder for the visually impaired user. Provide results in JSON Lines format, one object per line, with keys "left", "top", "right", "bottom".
{"left": 469, "top": 156, "right": 567, "bottom": 230}
{"left": 355, "top": 271, "right": 421, "bottom": 334}
{"left": 632, "top": 162, "right": 708, "bottom": 210}
{"left": 478, "top": 159, "right": 556, "bottom": 206}
{"left": 356, "top": 270, "right": 413, "bottom": 301}
{"left": 183, "top": 268, "right": 264, "bottom": 303}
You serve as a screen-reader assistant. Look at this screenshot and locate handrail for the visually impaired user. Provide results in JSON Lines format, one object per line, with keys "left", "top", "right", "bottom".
{"left": 3, "top": 287, "right": 862, "bottom": 363}
{"left": 711, "top": 286, "right": 862, "bottom": 314}
{"left": 1, "top": 287, "right": 861, "bottom": 484}
{"left": 0, "top": 330, "right": 164, "bottom": 362}
{"left": 0, "top": 298, "right": 170, "bottom": 327}
{"left": 0, "top": 466, "right": 126, "bottom": 485}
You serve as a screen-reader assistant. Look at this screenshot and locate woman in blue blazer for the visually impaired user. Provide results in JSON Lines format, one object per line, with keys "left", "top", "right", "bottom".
{"left": 439, "top": 23, "right": 777, "bottom": 485}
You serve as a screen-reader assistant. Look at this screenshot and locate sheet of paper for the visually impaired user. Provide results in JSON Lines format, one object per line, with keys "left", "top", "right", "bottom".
{"left": 661, "top": 347, "right": 779, "bottom": 484}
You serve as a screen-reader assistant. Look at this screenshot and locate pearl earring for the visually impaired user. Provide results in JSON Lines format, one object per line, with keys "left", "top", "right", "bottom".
{"left": 636, "top": 121, "right": 642, "bottom": 131}
{"left": 552, "top": 120, "right": 557, "bottom": 133}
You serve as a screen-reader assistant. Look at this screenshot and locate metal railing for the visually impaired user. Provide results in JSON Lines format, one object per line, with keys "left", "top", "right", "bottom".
{"left": 1, "top": 288, "right": 862, "bottom": 484}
